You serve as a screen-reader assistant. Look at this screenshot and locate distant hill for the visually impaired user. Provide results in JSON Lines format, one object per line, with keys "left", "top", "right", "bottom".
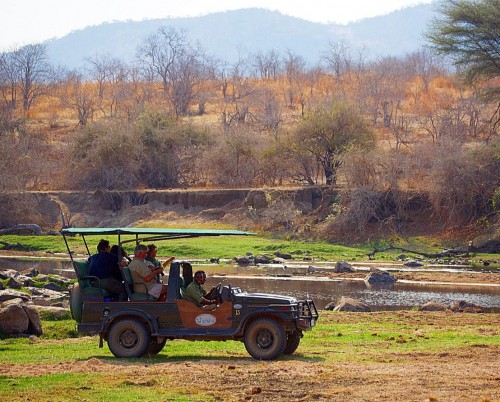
{"left": 45, "top": 4, "right": 438, "bottom": 70}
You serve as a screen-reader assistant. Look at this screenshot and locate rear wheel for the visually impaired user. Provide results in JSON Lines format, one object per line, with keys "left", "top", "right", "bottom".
{"left": 145, "top": 337, "right": 167, "bottom": 357}
{"left": 243, "top": 318, "right": 286, "bottom": 360}
{"left": 283, "top": 330, "right": 302, "bottom": 354}
{"left": 108, "top": 318, "right": 150, "bottom": 358}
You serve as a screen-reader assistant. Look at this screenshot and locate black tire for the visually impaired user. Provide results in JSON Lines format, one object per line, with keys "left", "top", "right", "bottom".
{"left": 283, "top": 330, "right": 302, "bottom": 355}
{"left": 145, "top": 337, "right": 167, "bottom": 357}
{"left": 107, "top": 318, "right": 150, "bottom": 358}
{"left": 243, "top": 318, "right": 286, "bottom": 360}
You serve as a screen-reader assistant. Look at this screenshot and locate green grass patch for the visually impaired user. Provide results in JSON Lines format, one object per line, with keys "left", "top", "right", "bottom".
{"left": 3, "top": 233, "right": 497, "bottom": 263}
{"left": 0, "top": 372, "right": 199, "bottom": 402}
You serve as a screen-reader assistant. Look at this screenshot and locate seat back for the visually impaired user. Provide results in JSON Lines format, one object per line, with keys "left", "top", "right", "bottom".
{"left": 73, "top": 261, "right": 92, "bottom": 288}
{"left": 121, "top": 266, "right": 156, "bottom": 301}
{"left": 72, "top": 261, "right": 111, "bottom": 301}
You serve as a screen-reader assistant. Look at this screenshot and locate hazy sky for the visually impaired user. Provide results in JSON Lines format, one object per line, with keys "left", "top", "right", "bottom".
{"left": 1, "top": 0, "right": 435, "bottom": 50}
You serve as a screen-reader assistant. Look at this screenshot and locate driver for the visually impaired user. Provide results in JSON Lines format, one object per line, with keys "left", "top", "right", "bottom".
{"left": 185, "top": 270, "right": 220, "bottom": 307}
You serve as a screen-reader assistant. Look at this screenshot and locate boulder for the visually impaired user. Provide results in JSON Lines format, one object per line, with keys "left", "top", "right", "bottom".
{"left": 254, "top": 255, "right": 272, "bottom": 264}
{"left": 0, "top": 269, "right": 20, "bottom": 280}
{"left": 449, "top": 300, "right": 484, "bottom": 313}
{"left": 334, "top": 261, "right": 355, "bottom": 273}
{"left": 364, "top": 269, "right": 397, "bottom": 284}
{"left": 28, "top": 287, "right": 67, "bottom": 304}
{"left": 404, "top": 260, "right": 423, "bottom": 267}
{"left": 274, "top": 251, "right": 292, "bottom": 260}
{"left": 0, "top": 289, "right": 31, "bottom": 303}
{"left": 198, "top": 208, "right": 226, "bottom": 219}
{"left": 326, "top": 297, "right": 371, "bottom": 312}
{"left": 0, "top": 298, "right": 42, "bottom": 335}
{"left": 0, "top": 224, "right": 43, "bottom": 235}
{"left": 21, "top": 268, "right": 40, "bottom": 277}
{"left": 234, "top": 256, "right": 252, "bottom": 265}
{"left": 43, "top": 282, "right": 62, "bottom": 291}
{"left": 419, "top": 301, "right": 448, "bottom": 312}
{"left": 6, "top": 277, "right": 24, "bottom": 289}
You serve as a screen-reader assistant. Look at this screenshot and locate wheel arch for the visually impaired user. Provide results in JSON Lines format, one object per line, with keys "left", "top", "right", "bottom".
{"left": 239, "top": 312, "right": 291, "bottom": 336}
{"left": 100, "top": 309, "right": 158, "bottom": 340}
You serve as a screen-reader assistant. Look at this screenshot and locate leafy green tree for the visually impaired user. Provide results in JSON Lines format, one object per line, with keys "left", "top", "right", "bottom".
{"left": 426, "top": 0, "right": 500, "bottom": 99}
{"left": 290, "top": 102, "right": 375, "bottom": 186}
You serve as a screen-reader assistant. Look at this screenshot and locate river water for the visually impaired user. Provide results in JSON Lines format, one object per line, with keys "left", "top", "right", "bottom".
{"left": 2, "top": 257, "right": 499, "bottom": 312}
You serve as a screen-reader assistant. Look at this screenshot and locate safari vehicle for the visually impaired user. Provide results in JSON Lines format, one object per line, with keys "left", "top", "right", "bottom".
{"left": 63, "top": 227, "right": 318, "bottom": 360}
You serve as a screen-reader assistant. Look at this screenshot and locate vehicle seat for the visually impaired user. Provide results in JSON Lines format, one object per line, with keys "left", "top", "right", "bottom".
{"left": 221, "top": 285, "right": 231, "bottom": 301}
{"left": 73, "top": 261, "right": 112, "bottom": 301}
{"left": 121, "top": 266, "right": 157, "bottom": 301}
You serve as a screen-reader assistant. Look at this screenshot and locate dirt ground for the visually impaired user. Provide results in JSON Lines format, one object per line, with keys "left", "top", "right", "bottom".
{"left": 1, "top": 313, "right": 499, "bottom": 401}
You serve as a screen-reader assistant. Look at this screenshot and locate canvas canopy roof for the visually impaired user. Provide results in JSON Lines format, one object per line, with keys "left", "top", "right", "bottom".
{"left": 61, "top": 227, "right": 254, "bottom": 237}
{"left": 61, "top": 227, "right": 255, "bottom": 257}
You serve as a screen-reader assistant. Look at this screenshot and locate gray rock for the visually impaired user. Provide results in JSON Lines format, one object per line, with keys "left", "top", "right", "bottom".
{"left": 254, "top": 255, "right": 272, "bottom": 264}
{"left": 0, "top": 289, "right": 31, "bottom": 303}
{"left": 43, "top": 282, "right": 62, "bottom": 291}
{"left": 364, "top": 269, "right": 397, "bottom": 284}
{"left": 198, "top": 208, "right": 226, "bottom": 219}
{"left": 404, "top": 260, "right": 423, "bottom": 267}
{"left": 235, "top": 256, "right": 252, "bottom": 265}
{"left": 274, "top": 251, "right": 292, "bottom": 260}
{"left": 0, "top": 269, "right": 20, "bottom": 280}
{"left": 449, "top": 300, "right": 484, "bottom": 313}
{"left": 334, "top": 261, "right": 355, "bottom": 273}
{"left": 0, "top": 298, "right": 42, "bottom": 335}
{"left": 21, "top": 268, "right": 40, "bottom": 277}
{"left": 419, "top": 301, "right": 448, "bottom": 311}
{"left": 326, "top": 296, "right": 371, "bottom": 312}
{"left": 22, "top": 278, "right": 36, "bottom": 287}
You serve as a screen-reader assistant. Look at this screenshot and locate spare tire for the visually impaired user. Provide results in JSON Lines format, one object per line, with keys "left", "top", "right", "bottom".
{"left": 69, "top": 283, "right": 83, "bottom": 323}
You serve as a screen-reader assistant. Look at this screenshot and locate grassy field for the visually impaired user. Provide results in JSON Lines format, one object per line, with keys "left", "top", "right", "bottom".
{"left": 0, "top": 312, "right": 499, "bottom": 401}
{"left": 0, "top": 233, "right": 495, "bottom": 263}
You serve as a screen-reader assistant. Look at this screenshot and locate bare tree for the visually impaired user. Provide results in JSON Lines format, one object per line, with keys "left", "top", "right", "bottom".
{"left": 251, "top": 49, "right": 281, "bottom": 80}
{"left": 0, "top": 51, "right": 18, "bottom": 110}
{"left": 137, "top": 26, "right": 187, "bottom": 96}
{"left": 137, "top": 26, "right": 207, "bottom": 117}
{"left": 11, "top": 44, "right": 51, "bottom": 111}
{"left": 59, "top": 70, "right": 98, "bottom": 126}
{"left": 282, "top": 50, "right": 306, "bottom": 109}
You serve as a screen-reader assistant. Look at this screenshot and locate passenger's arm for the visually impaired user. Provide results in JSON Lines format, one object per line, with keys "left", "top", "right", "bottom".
{"left": 143, "top": 267, "right": 163, "bottom": 283}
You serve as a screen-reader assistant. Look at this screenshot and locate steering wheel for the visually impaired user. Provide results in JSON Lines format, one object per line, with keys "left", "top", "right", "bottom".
{"left": 208, "top": 282, "right": 223, "bottom": 304}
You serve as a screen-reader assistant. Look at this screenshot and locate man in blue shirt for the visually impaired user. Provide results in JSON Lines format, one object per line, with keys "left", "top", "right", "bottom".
{"left": 88, "top": 239, "right": 127, "bottom": 301}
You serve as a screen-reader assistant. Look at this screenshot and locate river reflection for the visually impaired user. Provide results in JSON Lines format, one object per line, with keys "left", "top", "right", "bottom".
{"left": 1, "top": 257, "right": 499, "bottom": 312}
{"left": 206, "top": 276, "right": 500, "bottom": 312}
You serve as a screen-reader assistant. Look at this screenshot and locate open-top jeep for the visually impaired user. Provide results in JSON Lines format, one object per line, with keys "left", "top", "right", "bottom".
{"left": 63, "top": 227, "right": 318, "bottom": 360}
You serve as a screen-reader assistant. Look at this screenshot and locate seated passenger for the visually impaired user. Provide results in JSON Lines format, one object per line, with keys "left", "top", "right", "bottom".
{"left": 128, "top": 244, "right": 167, "bottom": 301}
{"left": 185, "top": 270, "right": 219, "bottom": 307}
{"left": 88, "top": 239, "right": 127, "bottom": 301}
{"left": 110, "top": 245, "right": 131, "bottom": 263}
{"left": 146, "top": 243, "right": 175, "bottom": 284}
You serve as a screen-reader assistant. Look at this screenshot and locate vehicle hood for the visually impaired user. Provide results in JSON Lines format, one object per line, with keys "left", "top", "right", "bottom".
{"left": 234, "top": 292, "right": 297, "bottom": 304}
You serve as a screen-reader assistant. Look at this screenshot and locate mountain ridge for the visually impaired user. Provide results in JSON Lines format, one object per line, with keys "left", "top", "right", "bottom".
{"left": 45, "top": 4, "right": 438, "bottom": 69}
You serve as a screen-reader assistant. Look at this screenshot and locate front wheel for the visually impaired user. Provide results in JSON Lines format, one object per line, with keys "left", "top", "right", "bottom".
{"left": 144, "top": 337, "right": 167, "bottom": 357}
{"left": 107, "top": 318, "right": 150, "bottom": 358}
{"left": 283, "top": 330, "right": 302, "bottom": 354}
{"left": 243, "top": 318, "right": 286, "bottom": 360}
